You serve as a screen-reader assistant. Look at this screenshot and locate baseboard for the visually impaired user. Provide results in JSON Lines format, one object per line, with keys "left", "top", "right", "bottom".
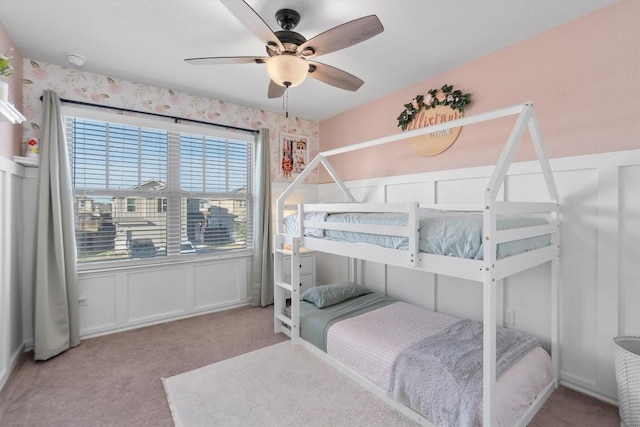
{"left": 79, "top": 301, "right": 251, "bottom": 340}
{"left": 559, "top": 379, "right": 619, "bottom": 407}
{"left": 20, "top": 303, "right": 252, "bottom": 358}
{"left": 0, "top": 343, "right": 25, "bottom": 392}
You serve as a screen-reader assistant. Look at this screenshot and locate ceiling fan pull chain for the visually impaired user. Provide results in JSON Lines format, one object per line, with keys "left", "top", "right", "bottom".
{"left": 285, "top": 86, "right": 289, "bottom": 118}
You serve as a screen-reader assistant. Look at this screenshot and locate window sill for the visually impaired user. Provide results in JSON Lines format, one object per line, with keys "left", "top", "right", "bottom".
{"left": 77, "top": 250, "right": 253, "bottom": 274}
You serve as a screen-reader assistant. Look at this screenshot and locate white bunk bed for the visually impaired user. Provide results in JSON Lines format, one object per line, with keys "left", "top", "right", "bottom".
{"left": 273, "top": 102, "right": 560, "bottom": 426}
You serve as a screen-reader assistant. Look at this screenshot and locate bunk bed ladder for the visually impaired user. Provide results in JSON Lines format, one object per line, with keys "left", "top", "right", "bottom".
{"left": 273, "top": 234, "right": 302, "bottom": 344}
{"left": 273, "top": 234, "right": 289, "bottom": 335}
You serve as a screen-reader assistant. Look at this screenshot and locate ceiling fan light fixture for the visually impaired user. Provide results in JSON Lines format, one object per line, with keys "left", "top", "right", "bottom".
{"left": 266, "top": 55, "right": 308, "bottom": 88}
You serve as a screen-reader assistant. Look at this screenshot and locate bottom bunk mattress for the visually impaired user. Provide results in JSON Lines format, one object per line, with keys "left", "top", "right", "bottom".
{"left": 297, "top": 284, "right": 553, "bottom": 427}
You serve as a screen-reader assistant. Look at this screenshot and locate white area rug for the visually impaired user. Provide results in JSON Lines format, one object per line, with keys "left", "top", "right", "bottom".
{"left": 162, "top": 341, "right": 418, "bottom": 426}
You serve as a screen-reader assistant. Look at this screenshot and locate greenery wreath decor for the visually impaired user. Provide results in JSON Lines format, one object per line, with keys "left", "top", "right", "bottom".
{"left": 0, "top": 49, "right": 14, "bottom": 79}
{"left": 396, "top": 84, "right": 471, "bottom": 131}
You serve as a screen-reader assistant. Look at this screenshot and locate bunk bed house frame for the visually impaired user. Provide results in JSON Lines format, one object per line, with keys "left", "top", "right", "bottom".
{"left": 274, "top": 102, "right": 560, "bottom": 426}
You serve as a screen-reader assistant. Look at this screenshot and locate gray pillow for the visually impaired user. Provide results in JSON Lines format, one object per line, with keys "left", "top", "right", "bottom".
{"left": 301, "top": 282, "right": 372, "bottom": 308}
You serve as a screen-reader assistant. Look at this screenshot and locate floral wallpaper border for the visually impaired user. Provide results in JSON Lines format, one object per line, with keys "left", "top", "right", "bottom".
{"left": 21, "top": 59, "right": 319, "bottom": 183}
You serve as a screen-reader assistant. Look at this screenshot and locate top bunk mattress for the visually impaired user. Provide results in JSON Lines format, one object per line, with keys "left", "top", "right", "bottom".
{"left": 285, "top": 210, "right": 550, "bottom": 260}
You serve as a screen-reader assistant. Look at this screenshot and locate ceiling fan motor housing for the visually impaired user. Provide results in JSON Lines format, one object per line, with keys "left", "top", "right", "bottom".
{"left": 271, "top": 30, "right": 306, "bottom": 55}
{"left": 269, "top": 8, "right": 316, "bottom": 56}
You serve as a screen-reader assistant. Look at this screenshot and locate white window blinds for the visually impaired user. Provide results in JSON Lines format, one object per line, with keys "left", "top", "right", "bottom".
{"left": 65, "top": 113, "right": 254, "bottom": 265}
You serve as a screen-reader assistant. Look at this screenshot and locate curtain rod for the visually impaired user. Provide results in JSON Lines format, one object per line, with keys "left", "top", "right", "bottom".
{"left": 40, "top": 96, "right": 259, "bottom": 135}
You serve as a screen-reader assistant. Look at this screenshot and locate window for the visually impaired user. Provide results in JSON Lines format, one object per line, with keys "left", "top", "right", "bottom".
{"left": 157, "top": 198, "right": 167, "bottom": 213}
{"left": 65, "top": 109, "right": 255, "bottom": 265}
{"left": 127, "top": 198, "right": 136, "bottom": 212}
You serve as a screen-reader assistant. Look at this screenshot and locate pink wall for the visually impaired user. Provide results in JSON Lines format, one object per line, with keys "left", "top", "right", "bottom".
{"left": 319, "top": 0, "right": 640, "bottom": 182}
{"left": 0, "top": 22, "right": 23, "bottom": 159}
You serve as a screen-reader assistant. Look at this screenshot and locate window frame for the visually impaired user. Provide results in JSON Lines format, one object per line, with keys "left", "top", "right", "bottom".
{"left": 63, "top": 105, "right": 256, "bottom": 271}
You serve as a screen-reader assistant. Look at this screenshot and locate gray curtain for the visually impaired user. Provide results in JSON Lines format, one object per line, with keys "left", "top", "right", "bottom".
{"left": 250, "top": 128, "right": 274, "bottom": 307}
{"left": 33, "top": 90, "right": 80, "bottom": 360}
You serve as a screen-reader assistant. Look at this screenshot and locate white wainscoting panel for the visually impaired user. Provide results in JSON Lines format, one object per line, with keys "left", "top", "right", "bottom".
{"left": 555, "top": 168, "right": 602, "bottom": 392}
{"left": 193, "top": 261, "right": 244, "bottom": 309}
{"left": 19, "top": 168, "right": 37, "bottom": 349}
{"left": 0, "top": 157, "right": 27, "bottom": 391}
{"left": 0, "top": 164, "right": 9, "bottom": 388}
{"left": 314, "top": 252, "right": 349, "bottom": 286}
{"left": 314, "top": 149, "right": 639, "bottom": 403}
{"left": 502, "top": 265, "right": 552, "bottom": 344}
{"left": 386, "top": 265, "right": 435, "bottom": 311}
{"left": 76, "top": 256, "right": 252, "bottom": 338}
{"left": 436, "top": 176, "right": 499, "bottom": 204}
{"left": 385, "top": 181, "right": 433, "bottom": 204}
{"left": 357, "top": 261, "right": 386, "bottom": 294}
{"left": 128, "top": 267, "right": 186, "bottom": 323}
{"left": 619, "top": 165, "right": 640, "bottom": 336}
{"left": 78, "top": 274, "right": 117, "bottom": 333}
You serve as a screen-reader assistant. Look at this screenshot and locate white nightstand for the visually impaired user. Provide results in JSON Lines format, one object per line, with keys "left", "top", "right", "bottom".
{"left": 282, "top": 249, "right": 316, "bottom": 295}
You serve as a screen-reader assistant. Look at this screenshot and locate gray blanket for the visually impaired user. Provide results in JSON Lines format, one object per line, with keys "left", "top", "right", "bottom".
{"left": 388, "top": 319, "right": 542, "bottom": 427}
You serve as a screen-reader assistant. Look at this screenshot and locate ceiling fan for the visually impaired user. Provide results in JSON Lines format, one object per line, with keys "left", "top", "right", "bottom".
{"left": 185, "top": 0, "right": 384, "bottom": 99}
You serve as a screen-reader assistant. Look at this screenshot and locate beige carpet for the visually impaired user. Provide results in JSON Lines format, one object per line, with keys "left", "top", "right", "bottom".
{"left": 162, "top": 341, "right": 418, "bottom": 427}
{"left": 0, "top": 305, "right": 621, "bottom": 426}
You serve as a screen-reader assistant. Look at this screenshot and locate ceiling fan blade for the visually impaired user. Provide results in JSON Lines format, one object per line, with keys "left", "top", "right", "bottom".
{"left": 298, "top": 15, "right": 383, "bottom": 58}
{"left": 268, "top": 80, "right": 286, "bottom": 99}
{"left": 220, "top": 0, "right": 284, "bottom": 51}
{"left": 307, "top": 61, "right": 364, "bottom": 91}
{"left": 184, "top": 56, "right": 267, "bottom": 65}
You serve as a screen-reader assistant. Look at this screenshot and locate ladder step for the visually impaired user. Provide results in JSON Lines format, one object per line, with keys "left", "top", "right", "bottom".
{"left": 275, "top": 281, "right": 292, "bottom": 292}
{"left": 276, "top": 314, "right": 292, "bottom": 326}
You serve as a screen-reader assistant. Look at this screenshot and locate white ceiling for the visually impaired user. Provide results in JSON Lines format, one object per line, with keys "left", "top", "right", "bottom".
{"left": 0, "top": 0, "right": 617, "bottom": 122}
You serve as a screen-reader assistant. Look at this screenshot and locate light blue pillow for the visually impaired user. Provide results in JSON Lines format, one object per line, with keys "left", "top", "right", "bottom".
{"left": 301, "top": 282, "right": 372, "bottom": 308}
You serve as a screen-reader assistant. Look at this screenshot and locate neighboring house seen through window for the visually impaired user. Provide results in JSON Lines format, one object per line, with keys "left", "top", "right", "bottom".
{"left": 64, "top": 108, "right": 255, "bottom": 265}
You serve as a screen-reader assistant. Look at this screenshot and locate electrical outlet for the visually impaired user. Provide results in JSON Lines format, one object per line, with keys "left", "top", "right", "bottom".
{"left": 504, "top": 309, "right": 515, "bottom": 326}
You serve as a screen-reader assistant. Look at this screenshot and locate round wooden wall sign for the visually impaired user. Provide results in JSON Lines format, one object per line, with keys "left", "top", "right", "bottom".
{"left": 406, "top": 105, "right": 464, "bottom": 156}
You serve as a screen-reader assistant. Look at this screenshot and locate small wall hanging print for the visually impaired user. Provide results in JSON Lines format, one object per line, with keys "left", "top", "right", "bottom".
{"left": 280, "top": 133, "right": 308, "bottom": 178}
{"left": 397, "top": 84, "right": 471, "bottom": 156}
